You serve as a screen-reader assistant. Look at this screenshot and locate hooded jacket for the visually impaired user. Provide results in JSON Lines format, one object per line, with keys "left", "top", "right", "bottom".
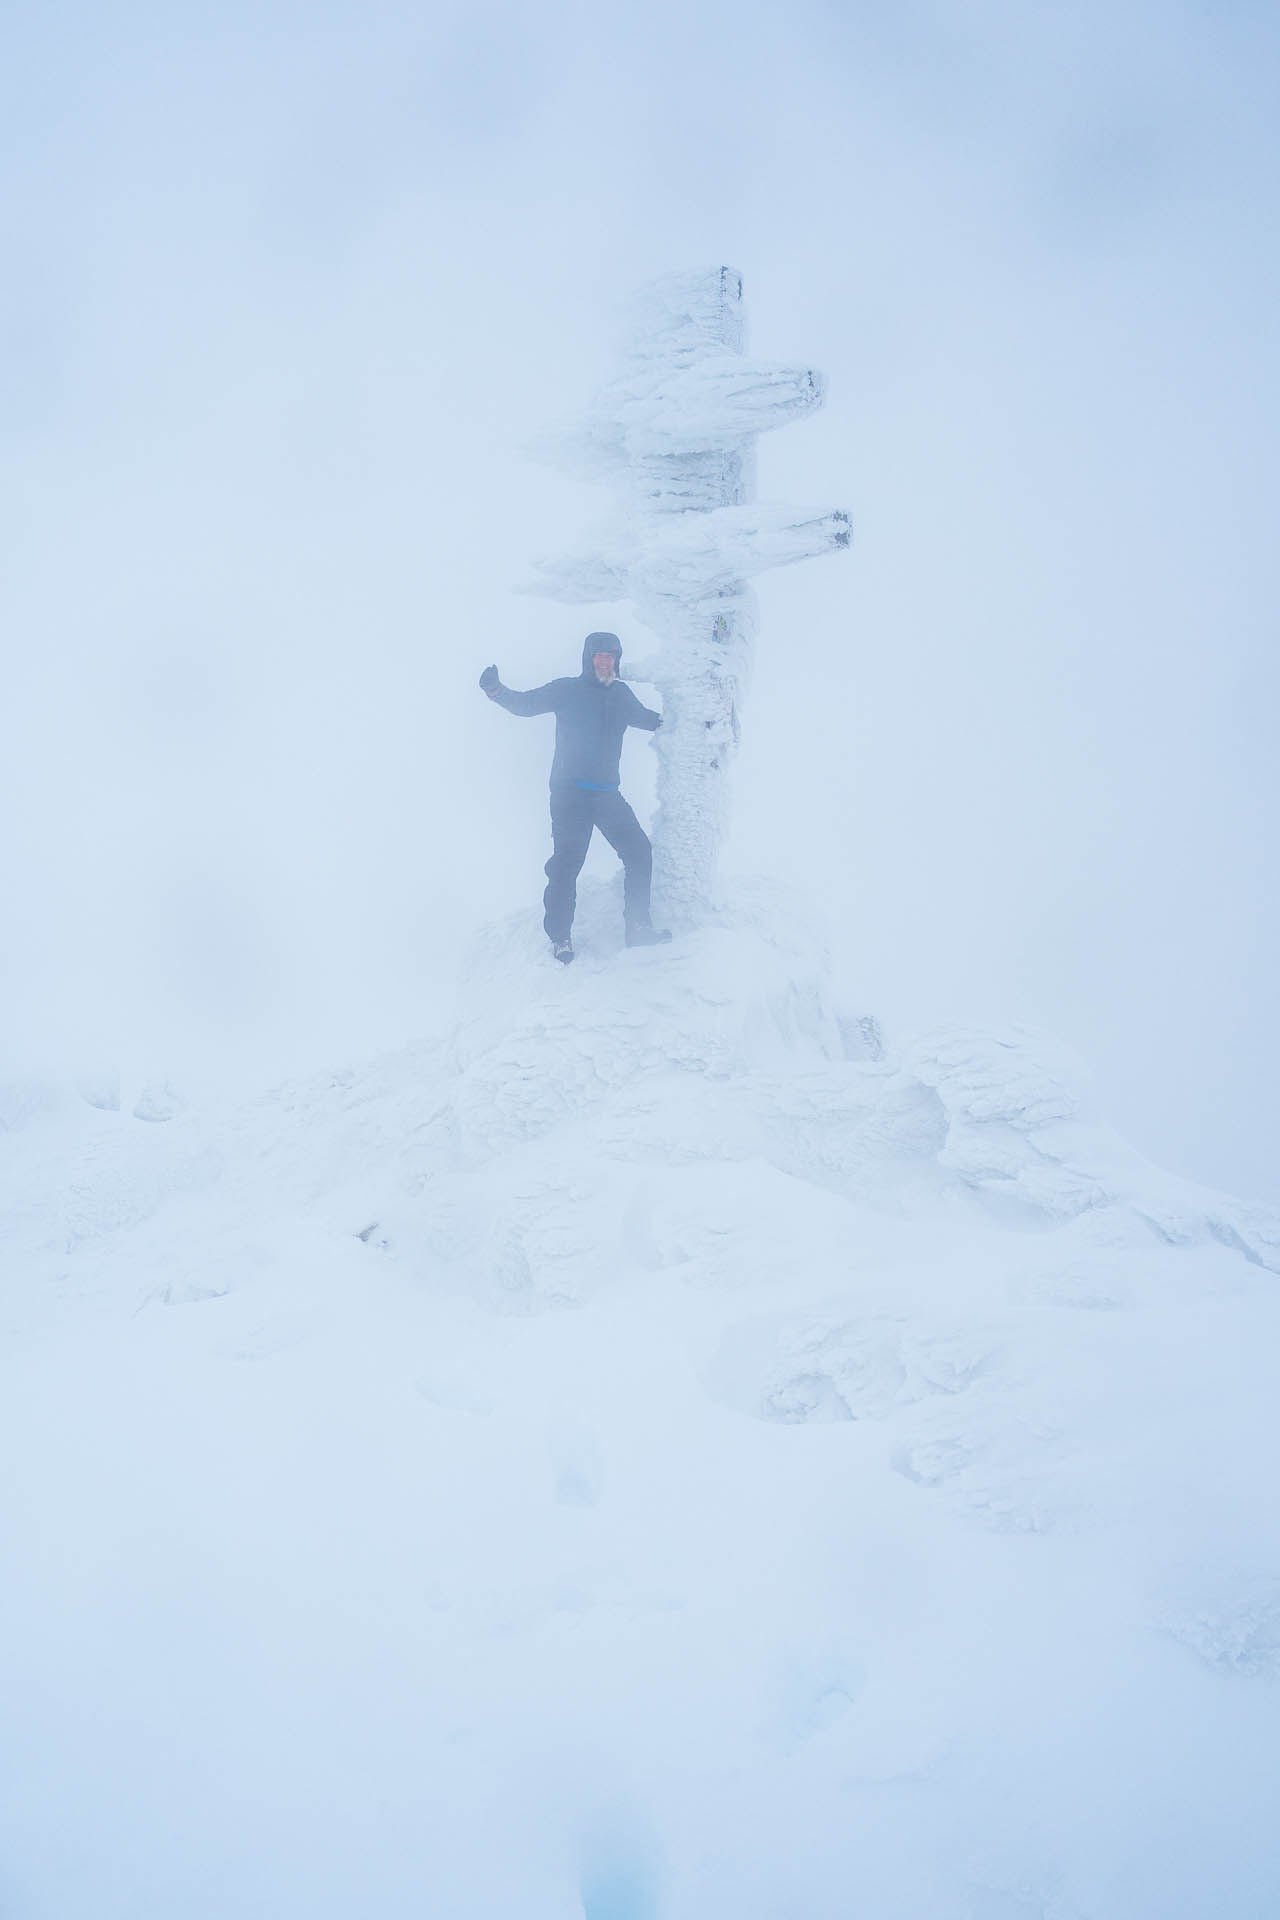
{"left": 487, "top": 633, "right": 661, "bottom": 789}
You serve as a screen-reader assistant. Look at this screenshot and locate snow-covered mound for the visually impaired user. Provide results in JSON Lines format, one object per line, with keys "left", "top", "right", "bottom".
{"left": 3, "top": 885, "right": 1280, "bottom": 1918}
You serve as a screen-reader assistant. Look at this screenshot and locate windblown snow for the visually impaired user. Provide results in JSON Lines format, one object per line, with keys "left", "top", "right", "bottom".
{"left": 3, "top": 881, "right": 1279, "bottom": 1918}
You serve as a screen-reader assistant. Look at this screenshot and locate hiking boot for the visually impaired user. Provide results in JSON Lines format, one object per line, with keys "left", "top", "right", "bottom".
{"left": 551, "top": 938, "right": 575, "bottom": 965}
{"left": 625, "top": 924, "right": 672, "bottom": 949}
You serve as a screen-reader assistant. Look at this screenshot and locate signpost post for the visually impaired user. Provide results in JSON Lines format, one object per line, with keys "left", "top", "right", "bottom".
{"left": 526, "top": 267, "right": 851, "bottom": 925}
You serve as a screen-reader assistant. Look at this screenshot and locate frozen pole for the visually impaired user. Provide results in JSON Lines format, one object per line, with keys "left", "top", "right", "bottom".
{"left": 523, "top": 267, "right": 851, "bottom": 927}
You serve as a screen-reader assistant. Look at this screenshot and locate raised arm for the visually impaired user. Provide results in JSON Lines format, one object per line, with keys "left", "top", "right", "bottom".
{"left": 479, "top": 665, "right": 560, "bottom": 717}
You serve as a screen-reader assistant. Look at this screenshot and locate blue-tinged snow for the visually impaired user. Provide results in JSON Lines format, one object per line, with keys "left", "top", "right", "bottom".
{"left": 3, "top": 879, "right": 1279, "bottom": 1917}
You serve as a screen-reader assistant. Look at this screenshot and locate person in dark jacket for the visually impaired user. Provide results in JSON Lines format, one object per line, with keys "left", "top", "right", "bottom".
{"left": 480, "top": 632, "right": 671, "bottom": 964}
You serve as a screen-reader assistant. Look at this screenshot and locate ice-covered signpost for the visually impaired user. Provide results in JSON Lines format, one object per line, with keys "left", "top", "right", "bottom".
{"left": 524, "top": 266, "right": 851, "bottom": 928}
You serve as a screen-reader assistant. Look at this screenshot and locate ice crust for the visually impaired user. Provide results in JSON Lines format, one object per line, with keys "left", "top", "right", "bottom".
{"left": 3, "top": 882, "right": 1280, "bottom": 1917}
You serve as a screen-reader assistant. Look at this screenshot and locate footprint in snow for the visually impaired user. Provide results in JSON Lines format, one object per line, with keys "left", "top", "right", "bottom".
{"left": 762, "top": 1649, "right": 866, "bottom": 1753}
{"left": 549, "top": 1412, "right": 601, "bottom": 1508}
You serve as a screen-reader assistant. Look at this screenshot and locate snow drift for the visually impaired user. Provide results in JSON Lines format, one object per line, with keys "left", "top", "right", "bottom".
{"left": 3, "top": 881, "right": 1280, "bottom": 1918}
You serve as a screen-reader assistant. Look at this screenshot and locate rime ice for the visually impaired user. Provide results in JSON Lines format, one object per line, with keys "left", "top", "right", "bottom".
{"left": 524, "top": 267, "right": 850, "bottom": 925}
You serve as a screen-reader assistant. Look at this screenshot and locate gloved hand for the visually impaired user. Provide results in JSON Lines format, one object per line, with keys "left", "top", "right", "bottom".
{"left": 479, "top": 664, "right": 500, "bottom": 694}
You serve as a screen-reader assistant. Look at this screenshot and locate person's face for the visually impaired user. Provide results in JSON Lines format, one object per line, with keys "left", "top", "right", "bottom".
{"left": 592, "top": 651, "right": 617, "bottom": 682}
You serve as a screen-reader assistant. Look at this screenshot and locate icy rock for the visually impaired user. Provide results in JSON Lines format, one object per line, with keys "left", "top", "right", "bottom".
{"left": 76, "top": 1071, "right": 121, "bottom": 1112}
{"left": 901, "top": 1023, "right": 1280, "bottom": 1263}
{"left": 522, "top": 265, "right": 850, "bottom": 925}
{"left": 837, "top": 1011, "right": 884, "bottom": 1063}
{"left": 446, "top": 883, "right": 847, "bottom": 1160}
{"left": 132, "top": 1081, "right": 186, "bottom": 1124}
{"left": 1163, "top": 1574, "right": 1280, "bottom": 1677}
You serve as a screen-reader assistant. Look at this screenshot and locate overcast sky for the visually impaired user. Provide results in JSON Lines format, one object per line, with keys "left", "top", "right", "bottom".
{"left": 2, "top": 0, "right": 1277, "bottom": 1201}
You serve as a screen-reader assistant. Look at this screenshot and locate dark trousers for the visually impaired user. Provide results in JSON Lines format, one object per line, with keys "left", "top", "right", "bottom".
{"left": 543, "top": 786, "right": 652, "bottom": 942}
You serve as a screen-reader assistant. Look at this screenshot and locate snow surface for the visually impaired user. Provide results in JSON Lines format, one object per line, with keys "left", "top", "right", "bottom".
{"left": 4, "top": 880, "right": 1280, "bottom": 1917}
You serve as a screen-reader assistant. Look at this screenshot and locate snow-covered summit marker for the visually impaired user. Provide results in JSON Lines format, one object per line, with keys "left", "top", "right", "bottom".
{"left": 523, "top": 266, "right": 851, "bottom": 927}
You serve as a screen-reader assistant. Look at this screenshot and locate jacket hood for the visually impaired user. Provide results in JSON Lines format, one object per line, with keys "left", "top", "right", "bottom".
{"left": 582, "top": 631, "right": 623, "bottom": 676}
